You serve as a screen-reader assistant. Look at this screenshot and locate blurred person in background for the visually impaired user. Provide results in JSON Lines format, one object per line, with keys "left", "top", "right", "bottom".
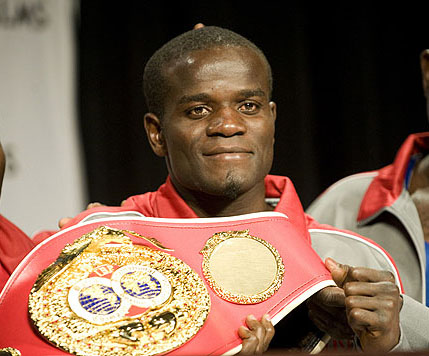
{"left": 0, "top": 141, "right": 34, "bottom": 291}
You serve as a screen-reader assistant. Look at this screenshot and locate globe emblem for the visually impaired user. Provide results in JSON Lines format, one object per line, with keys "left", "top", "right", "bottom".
{"left": 120, "top": 271, "right": 162, "bottom": 299}
{"left": 111, "top": 265, "right": 172, "bottom": 308}
{"left": 79, "top": 284, "right": 121, "bottom": 315}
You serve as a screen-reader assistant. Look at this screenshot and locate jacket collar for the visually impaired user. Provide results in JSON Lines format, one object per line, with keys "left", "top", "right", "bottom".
{"left": 152, "top": 174, "right": 310, "bottom": 241}
{"left": 358, "top": 132, "right": 429, "bottom": 222}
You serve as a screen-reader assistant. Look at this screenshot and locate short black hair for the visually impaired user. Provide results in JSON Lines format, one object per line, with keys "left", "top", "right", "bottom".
{"left": 143, "top": 26, "right": 273, "bottom": 119}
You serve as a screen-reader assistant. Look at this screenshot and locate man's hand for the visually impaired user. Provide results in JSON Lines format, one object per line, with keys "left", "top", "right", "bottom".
{"left": 309, "top": 258, "right": 402, "bottom": 352}
{"left": 58, "top": 202, "right": 105, "bottom": 228}
{"left": 193, "top": 23, "right": 204, "bottom": 30}
{"left": 307, "top": 285, "right": 354, "bottom": 340}
{"left": 237, "top": 314, "right": 274, "bottom": 354}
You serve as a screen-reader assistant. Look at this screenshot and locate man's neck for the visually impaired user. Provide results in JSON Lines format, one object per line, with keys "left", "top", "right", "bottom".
{"left": 173, "top": 181, "right": 274, "bottom": 218}
{"left": 409, "top": 154, "right": 429, "bottom": 192}
{"left": 409, "top": 154, "right": 429, "bottom": 242}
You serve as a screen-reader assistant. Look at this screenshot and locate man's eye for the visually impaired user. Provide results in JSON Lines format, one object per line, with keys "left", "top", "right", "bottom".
{"left": 238, "top": 102, "right": 260, "bottom": 113}
{"left": 187, "top": 106, "right": 210, "bottom": 117}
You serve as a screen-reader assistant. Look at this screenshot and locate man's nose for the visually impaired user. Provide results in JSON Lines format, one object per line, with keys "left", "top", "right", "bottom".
{"left": 206, "top": 107, "right": 247, "bottom": 137}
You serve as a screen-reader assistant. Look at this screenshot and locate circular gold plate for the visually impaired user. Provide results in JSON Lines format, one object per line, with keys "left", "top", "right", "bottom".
{"left": 200, "top": 230, "right": 284, "bottom": 304}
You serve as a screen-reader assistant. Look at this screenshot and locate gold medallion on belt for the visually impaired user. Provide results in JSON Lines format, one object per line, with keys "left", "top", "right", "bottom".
{"left": 200, "top": 230, "right": 284, "bottom": 304}
{"left": 28, "top": 226, "right": 210, "bottom": 356}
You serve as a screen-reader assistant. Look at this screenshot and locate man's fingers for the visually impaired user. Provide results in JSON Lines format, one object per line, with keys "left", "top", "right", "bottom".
{"left": 344, "top": 281, "right": 399, "bottom": 298}
{"left": 325, "top": 257, "right": 351, "bottom": 288}
{"left": 58, "top": 202, "right": 105, "bottom": 228}
{"left": 238, "top": 315, "right": 274, "bottom": 354}
{"left": 347, "top": 309, "right": 378, "bottom": 340}
{"left": 345, "top": 295, "right": 397, "bottom": 312}
{"left": 193, "top": 23, "right": 205, "bottom": 30}
{"left": 325, "top": 258, "right": 396, "bottom": 287}
{"left": 307, "top": 288, "right": 353, "bottom": 339}
{"left": 324, "top": 259, "right": 402, "bottom": 352}
{"left": 86, "top": 202, "right": 104, "bottom": 209}
{"left": 344, "top": 268, "right": 396, "bottom": 284}
{"left": 346, "top": 307, "right": 389, "bottom": 334}
{"left": 343, "top": 279, "right": 401, "bottom": 352}
{"left": 261, "top": 314, "right": 275, "bottom": 351}
{"left": 238, "top": 325, "right": 252, "bottom": 339}
{"left": 307, "top": 303, "right": 354, "bottom": 339}
{"left": 310, "top": 286, "right": 345, "bottom": 308}
{"left": 238, "top": 325, "right": 259, "bottom": 355}
{"left": 245, "top": 315, "right": 265, "bottom": 353}
{"left": 58, "top": 217, "right": 72, "bottom": 228}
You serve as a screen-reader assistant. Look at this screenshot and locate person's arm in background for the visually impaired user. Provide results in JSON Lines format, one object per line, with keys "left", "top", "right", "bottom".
{"left": 0, "top": 142, "right": 35, "bottom": 291}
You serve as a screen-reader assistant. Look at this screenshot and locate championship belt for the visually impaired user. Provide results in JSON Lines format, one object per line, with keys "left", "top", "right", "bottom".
{"left": 0, "top": 211, "right": 335, "bottom": 355}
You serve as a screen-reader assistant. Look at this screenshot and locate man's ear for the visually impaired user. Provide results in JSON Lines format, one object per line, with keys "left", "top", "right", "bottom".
{"left": 144, "top": 113, "right": 167, "bottom": 157}
{"left": 269, "top": 101, "right": 277, "bottom": 122}
{"left": 269, "top": 101, "right": 277, "bottom": 145}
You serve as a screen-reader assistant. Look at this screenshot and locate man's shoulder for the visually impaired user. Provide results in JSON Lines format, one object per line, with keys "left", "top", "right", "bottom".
{"left": 313, "top": 171, "right": 378, "bottom": 206}
{"left": 306, "top": 171, "right": 378, "bottom": 224}
{"left": 309, "top": 227, "right": 402, "bottom": 288}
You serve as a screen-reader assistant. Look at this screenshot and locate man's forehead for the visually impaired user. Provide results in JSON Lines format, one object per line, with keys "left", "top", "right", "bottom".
{"left": 164, "top": 46, "right": 267, "bottom": 79}
{"left": 163, "top": 47, "right": 270, "bottom": 96}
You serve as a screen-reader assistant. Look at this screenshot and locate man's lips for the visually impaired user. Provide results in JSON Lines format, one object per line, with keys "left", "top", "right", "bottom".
{"left": 203, "top": 147, "right": 253, "bottom": 156}
{"left": 202, "top": 147, "right": 253, "bottom": 160}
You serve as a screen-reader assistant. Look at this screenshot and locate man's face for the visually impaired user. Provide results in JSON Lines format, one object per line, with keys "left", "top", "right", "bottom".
{"left": 152, "top": 46, "right": 276, "bottom": 199}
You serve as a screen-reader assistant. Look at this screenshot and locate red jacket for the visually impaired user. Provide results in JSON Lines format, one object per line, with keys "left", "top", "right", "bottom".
{"left": 0, "top": 215, "right": 34, "bottom": 291}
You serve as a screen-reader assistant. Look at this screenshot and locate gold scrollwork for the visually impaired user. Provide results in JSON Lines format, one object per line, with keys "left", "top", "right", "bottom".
{"left": 28, "top": 226, "right": 210, "bottom": 356}
{"left": 0, "top": 348, "right": 21, "bottom": 356}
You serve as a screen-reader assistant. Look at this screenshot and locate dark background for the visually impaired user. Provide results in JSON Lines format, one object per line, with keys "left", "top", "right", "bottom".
{"left": 77, "top": 2, "right": 428, "bottom": 209}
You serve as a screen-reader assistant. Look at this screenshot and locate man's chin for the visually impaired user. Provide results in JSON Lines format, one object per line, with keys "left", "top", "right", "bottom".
{"left": 223, "top": 173, "right": 242, "bottom": 200}
{"left": 194, "top": 168, "right": 264, "bottom": 200}
{"left": 196, "top": 175, "right": 244, "bottom": 201}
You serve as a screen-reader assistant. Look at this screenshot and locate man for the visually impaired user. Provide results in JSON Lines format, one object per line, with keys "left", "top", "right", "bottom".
{"left": 307, "top": 50, "right": 429, "bottom": 308}
{"left": 0, "top": 142, "right": 35, "bottom": 291}
{"left": 55, "top": 27, "right": 423, "bottom": 353}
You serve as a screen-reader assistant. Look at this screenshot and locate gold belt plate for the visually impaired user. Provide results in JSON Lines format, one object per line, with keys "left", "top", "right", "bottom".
{"left": 28, "top": 226, "right": 210, "bottom": 356}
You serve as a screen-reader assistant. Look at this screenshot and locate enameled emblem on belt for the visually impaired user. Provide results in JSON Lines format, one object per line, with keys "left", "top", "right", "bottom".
{"left": 28, "top": 226, "right": 210, "bottom": 356}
